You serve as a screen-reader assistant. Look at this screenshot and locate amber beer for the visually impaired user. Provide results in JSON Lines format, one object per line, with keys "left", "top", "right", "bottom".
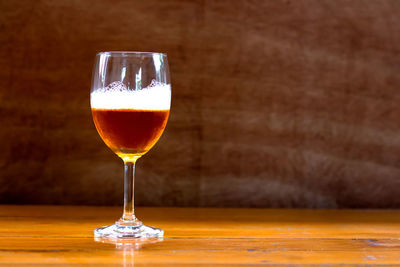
{"left": 92, "top": 108, "right": 169, "bottom": 157}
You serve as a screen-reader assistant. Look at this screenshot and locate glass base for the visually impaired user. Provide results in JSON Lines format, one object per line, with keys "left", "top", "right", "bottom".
{"left": 94, "top": 221, "right": 163, "bottom": 240}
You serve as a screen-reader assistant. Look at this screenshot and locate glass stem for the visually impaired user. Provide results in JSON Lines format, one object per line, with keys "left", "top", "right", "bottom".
{"left": 120, "top": 160, "right": 140, "bottom": 225}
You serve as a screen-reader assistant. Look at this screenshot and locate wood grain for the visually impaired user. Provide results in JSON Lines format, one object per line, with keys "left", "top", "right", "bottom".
{"left": 0, "top": 0, "right": 400, "bottom": 207}
{"left": 0, "top": 205, "right": 399, "bottom": 266}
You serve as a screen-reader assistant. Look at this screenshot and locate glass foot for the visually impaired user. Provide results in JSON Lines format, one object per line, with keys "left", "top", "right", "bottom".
{"left": 94, "top": 221, "right": 163, "bottom": 240}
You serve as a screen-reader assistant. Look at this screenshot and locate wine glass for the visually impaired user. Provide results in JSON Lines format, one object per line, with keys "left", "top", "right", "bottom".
{"left": 90, "top": 51, "right": 171, "bottom": 239}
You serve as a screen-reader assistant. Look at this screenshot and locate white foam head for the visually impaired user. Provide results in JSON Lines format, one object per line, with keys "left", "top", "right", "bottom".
{"left": 91, "top": 81, "right": 171, "bottom": 110}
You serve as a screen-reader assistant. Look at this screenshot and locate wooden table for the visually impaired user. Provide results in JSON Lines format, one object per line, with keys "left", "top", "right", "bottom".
{"left": 0, "top": 205, "right": 399, "bottom": 266}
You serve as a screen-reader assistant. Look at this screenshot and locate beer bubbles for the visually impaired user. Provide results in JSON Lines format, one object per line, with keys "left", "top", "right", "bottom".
{"left": 91, "top": 80, "right": 171, "bottom": 110}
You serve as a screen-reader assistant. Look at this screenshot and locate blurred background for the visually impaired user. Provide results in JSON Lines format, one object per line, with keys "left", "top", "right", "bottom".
{"left": 0, "top": 0, "right": 399, "bottom": 208}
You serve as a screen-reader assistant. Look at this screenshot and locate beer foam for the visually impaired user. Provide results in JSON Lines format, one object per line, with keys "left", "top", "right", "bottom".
{"left": 91, "top": 81, "right": 171, "bottom": 110}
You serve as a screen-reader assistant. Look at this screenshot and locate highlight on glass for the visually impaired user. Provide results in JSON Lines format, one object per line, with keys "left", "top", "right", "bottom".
{"left": 90, "top": 51, "right": 171, "bottom": 239}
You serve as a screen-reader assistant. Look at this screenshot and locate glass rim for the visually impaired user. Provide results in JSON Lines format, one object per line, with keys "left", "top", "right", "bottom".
{"left": 96, "top": 51, "right": 167, "bottom": 57}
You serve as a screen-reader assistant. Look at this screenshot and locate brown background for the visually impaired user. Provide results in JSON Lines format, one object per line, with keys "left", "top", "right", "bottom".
{"left": 1, "top": 0, "right": 399, "bottom": 208}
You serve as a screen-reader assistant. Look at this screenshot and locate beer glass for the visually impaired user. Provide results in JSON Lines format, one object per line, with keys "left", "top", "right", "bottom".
{"left": 90, "top": 52, "right": 170, "bottom": 239}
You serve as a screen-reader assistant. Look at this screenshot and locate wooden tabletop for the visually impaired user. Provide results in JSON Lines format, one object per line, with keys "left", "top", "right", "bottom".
{"left": 0, "top": 206, "right": 399, "bottom": 266}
